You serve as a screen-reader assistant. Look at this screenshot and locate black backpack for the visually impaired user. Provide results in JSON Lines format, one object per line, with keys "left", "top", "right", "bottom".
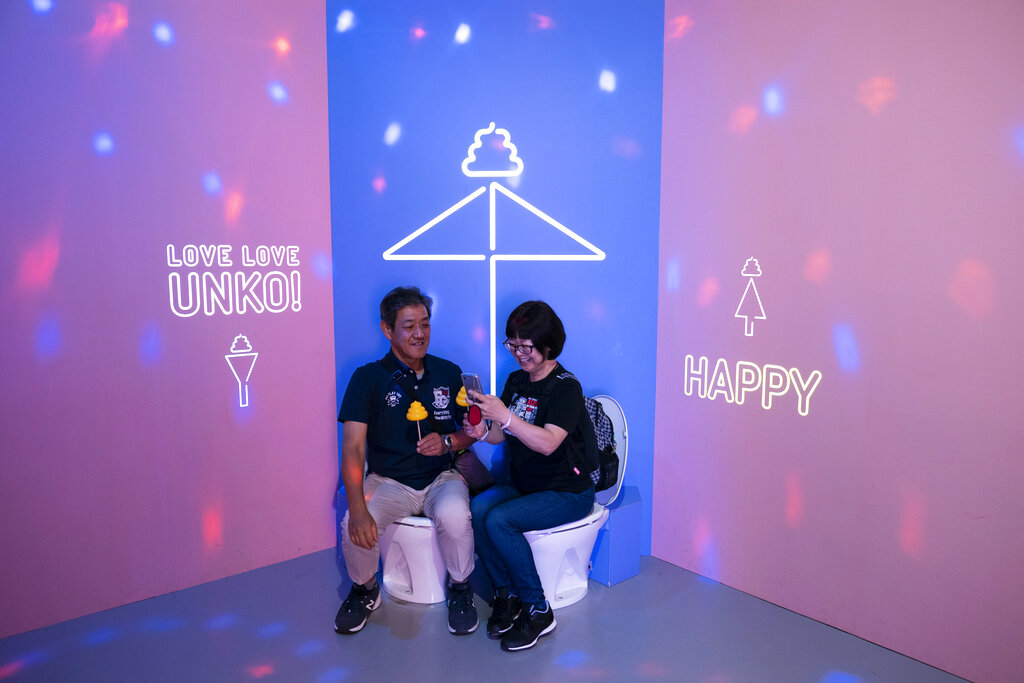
{"left": 523, "top": 370, "right": 619, "bottom": 492}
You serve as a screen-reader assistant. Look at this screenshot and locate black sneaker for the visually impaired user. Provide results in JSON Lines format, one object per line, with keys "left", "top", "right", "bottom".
{"left": 486, "top": 589, "right": 522, "bottom": 639}
{"left": 500, "top": 602, "right": 556, "bottom": 651}
{"left": 446, "top": 581, "right": 479, "bottom": 635}
{"left": 334, "top": 582, "right": 381, "bottom": 634}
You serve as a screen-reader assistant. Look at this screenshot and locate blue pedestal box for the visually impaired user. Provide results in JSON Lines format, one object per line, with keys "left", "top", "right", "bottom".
{"left": 589, "top": 485, "right": 641, "bottom": 586}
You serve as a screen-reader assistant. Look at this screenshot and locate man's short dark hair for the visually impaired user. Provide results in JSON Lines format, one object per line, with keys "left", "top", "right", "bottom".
{"left": 380, "top": 286, "right": 433, "bottom": 329}
{"left": 505, "top": 300, "right": 565, "bottom": 360}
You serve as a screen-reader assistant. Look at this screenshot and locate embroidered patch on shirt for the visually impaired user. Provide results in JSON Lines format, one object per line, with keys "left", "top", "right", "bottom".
{"left": 386, "top": 390, "right": 402, "bottom": 408}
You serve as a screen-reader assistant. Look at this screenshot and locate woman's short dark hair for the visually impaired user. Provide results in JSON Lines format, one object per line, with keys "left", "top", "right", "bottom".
{"left": 505, "top": 300, "right": 565, "bottom": 360}
{"left": 380, "top": 286, "right": 433, "bottom": 329}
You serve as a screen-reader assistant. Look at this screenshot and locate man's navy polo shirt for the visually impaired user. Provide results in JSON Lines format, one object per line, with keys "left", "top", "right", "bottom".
{"left": 338, "top": 350, "right": 467, "bottom": 490}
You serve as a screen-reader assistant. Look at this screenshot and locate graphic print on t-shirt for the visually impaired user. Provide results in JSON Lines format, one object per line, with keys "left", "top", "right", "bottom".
{"left": 510, "top": 394, "right": 539, "bottom": 425}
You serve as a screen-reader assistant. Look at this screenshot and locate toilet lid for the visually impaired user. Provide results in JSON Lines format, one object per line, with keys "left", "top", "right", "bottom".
{"left": 592, "top": 394, "right": 628, "bottom": 507}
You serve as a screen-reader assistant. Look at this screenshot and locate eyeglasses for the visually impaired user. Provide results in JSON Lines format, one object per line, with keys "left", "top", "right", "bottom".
{"left": 503, "top": 339, "right": 536, "bottom": 355}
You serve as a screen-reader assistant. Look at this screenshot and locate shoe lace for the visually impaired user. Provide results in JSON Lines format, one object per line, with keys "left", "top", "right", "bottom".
{"left": 449, "top": 585, "right": 474, "bottom": 612}
{"left": 344, "top": 585, "right": 371, "bottom": 611}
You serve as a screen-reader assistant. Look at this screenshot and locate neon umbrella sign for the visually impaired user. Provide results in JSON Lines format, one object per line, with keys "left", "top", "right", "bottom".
{"left": 383, "top": 123, "right": 605, "bottom": 393}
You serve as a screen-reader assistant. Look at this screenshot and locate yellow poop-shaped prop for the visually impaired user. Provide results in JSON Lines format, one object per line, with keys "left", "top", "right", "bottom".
{"left": 456, "top": 386, "right": 469, "bottom": 407}
{"left": 406, "top": 400, "right": 428, "bottom": 439}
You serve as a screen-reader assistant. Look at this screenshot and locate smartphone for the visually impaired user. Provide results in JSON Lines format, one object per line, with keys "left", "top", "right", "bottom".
{"left": 460, "top": 373, "right": 484, "bottom": 403}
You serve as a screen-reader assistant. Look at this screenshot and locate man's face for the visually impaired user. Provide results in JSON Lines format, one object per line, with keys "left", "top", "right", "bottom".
{"left": 382, "top": 304, "right": 431, "bottom": 368}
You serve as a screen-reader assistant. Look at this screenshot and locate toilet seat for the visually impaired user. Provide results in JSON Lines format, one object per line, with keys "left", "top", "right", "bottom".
{"left": 523, "top": 502, "right": 606, "bottom": 537}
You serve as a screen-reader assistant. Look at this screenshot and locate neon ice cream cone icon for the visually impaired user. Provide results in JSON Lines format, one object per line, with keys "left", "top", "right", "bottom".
{"left": 406, "top": 400, "right": 428, "bottom": 439}
{"left": 225, "top": 334, "right": 259, "bottom": 407}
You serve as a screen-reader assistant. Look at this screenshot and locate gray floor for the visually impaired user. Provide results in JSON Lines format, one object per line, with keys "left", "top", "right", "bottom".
{"left": 0, "top": 550, "right": 966, "bottom": 683}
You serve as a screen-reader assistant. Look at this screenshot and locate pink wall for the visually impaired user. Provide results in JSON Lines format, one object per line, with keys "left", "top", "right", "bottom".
{"left": 654, "top": 2, "right": 1024, "bottom": 682}
{"left": 0, "top": 2, "right": 336, "bottom": 638}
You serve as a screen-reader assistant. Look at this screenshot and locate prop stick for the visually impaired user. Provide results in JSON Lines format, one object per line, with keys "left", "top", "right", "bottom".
{"left": 406, "top": 400, "right": 428, "bottom": 440}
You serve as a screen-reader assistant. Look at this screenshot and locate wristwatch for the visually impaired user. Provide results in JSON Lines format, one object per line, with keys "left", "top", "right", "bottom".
{"left": 443, "top": 434, "right": 454, "bottom": 453}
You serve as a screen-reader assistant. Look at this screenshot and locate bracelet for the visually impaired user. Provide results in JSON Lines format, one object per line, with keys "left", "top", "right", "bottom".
{"left": 501, "top": 411, "right": 513, "bottom": 430}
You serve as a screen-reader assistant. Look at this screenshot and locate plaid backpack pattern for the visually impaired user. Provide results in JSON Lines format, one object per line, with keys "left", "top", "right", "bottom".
{"left": 583, "top": 395, "right": 619, "bottom": 492}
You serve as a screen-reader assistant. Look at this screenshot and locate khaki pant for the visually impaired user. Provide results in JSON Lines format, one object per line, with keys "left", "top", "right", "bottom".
{"left": 340, "top": 470, "right": 474, "bottom": 585}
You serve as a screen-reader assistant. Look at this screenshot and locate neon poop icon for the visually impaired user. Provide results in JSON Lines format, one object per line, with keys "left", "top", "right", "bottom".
{"left": 225, "top": 334, "right": 258, "bottom": 407}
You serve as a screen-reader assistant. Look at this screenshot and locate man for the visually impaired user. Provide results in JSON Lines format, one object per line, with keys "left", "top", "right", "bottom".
{"left": 335, "top": 286, "right": 478, "bottom": 636}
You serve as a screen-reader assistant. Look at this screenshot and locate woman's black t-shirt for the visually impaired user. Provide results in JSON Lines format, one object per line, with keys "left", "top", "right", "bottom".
{"left": 500, "top": 363, "right": 592, "bottom": 494}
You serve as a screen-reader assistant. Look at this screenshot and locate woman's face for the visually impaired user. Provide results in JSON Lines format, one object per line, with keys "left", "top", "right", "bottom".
{"left": 506, "top": 336, "right": 544, "bottom": 374}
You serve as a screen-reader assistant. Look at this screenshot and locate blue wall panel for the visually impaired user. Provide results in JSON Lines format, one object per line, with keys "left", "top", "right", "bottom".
{"left": 327, "top": 1, "right": 663, "bottom": 552}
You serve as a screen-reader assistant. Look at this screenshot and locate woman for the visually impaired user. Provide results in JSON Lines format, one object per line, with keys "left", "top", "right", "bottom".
{"left": 464, "top": 300, "right": 595, "bottom": 652}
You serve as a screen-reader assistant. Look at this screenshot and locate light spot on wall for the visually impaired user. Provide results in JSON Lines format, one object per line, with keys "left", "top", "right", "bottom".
{"left": 899, "top": 487, "right": 927, "bottom": 558}
{"left": 665, "top": 259, "right": 681, "bottom": 292}
{"left": 529, "top": 13, "right": 556, "bottom": 31}
{"left": 138, "top": 323, "right": 163, "bottom": 365}
{"left": 728, "top": 105, "right": 758, "bottom": 134}
{"left": 267, "top": 81, "right": 289, "bottom": 104}
{"left": 856, "top": 77, "right": 897, "bottom": 115}
{"left": 831, "top": 323, "right": 861, "bottom": 373}
{"left": 666, "top": 15, "right": 694, "bottom": 41}
{"left": 947, "top": 258, "right": 995, "bottom": 319}
{"left": 93, "top": 131, "right": 114, "bottom": 156}
{"left": 202, "top": 506, "right": 223, "bottom": 549}
{"left": 599, "top": 69, "right": 617, "bottom": 93}
{"left": 384, "top": 122, "right": 401, "bottom": 146}
{"left": 89, "top": 3, "right": 128, "bottom": 40}
{"left": 803, "top": 248, "right": 832, "bottom": 284}
{"left": 224, "top": 191, "right": 244, "bottom": 223}
{"left": 454, "top": 23, "right": 471, "bottom": 44}
{"left": 611, "top": 136, "right": 641, "bottom": 159}
{"left": 785, "top": 471, "right": 804, "bottom": 528}
{"left": 335, "top": 10, "right": 355, "bottom": 33}
{"left": 18, "top": 231, "right": 60, "bottom": 291}
{"left": 202, "top": 172, "right": 223, "bottom": 195}
{"left": 693, "top": 516, "right": 719, "bottom": 581}
{"left": 35, "top": 312, "right": 62, "bottom": 362}
{"left": 696, "top": 277, "right": 718, "bottom": 307}
{"left": 152, "top": 21, "right": 175, "bottom": 46}
{"left": 763, "top": 85, "right": 784, "bottom": 117}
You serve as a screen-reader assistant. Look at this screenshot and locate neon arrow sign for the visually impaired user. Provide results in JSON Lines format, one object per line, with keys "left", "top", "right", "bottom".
{"left": 383, "top": 123, "right": 605, "bottom": 392}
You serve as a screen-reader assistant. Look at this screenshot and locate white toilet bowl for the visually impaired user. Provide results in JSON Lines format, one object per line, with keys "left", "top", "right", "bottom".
{"left": 523, "top": 502, "right": 610, "bottom": 609}
{"left": 378, "top": 516, "right": 448, "bottom": 604}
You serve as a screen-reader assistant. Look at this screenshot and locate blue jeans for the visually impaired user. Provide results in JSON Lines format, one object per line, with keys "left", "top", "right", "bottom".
{"left": 471, "top": 484, "right": 595, "bottom": 608}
